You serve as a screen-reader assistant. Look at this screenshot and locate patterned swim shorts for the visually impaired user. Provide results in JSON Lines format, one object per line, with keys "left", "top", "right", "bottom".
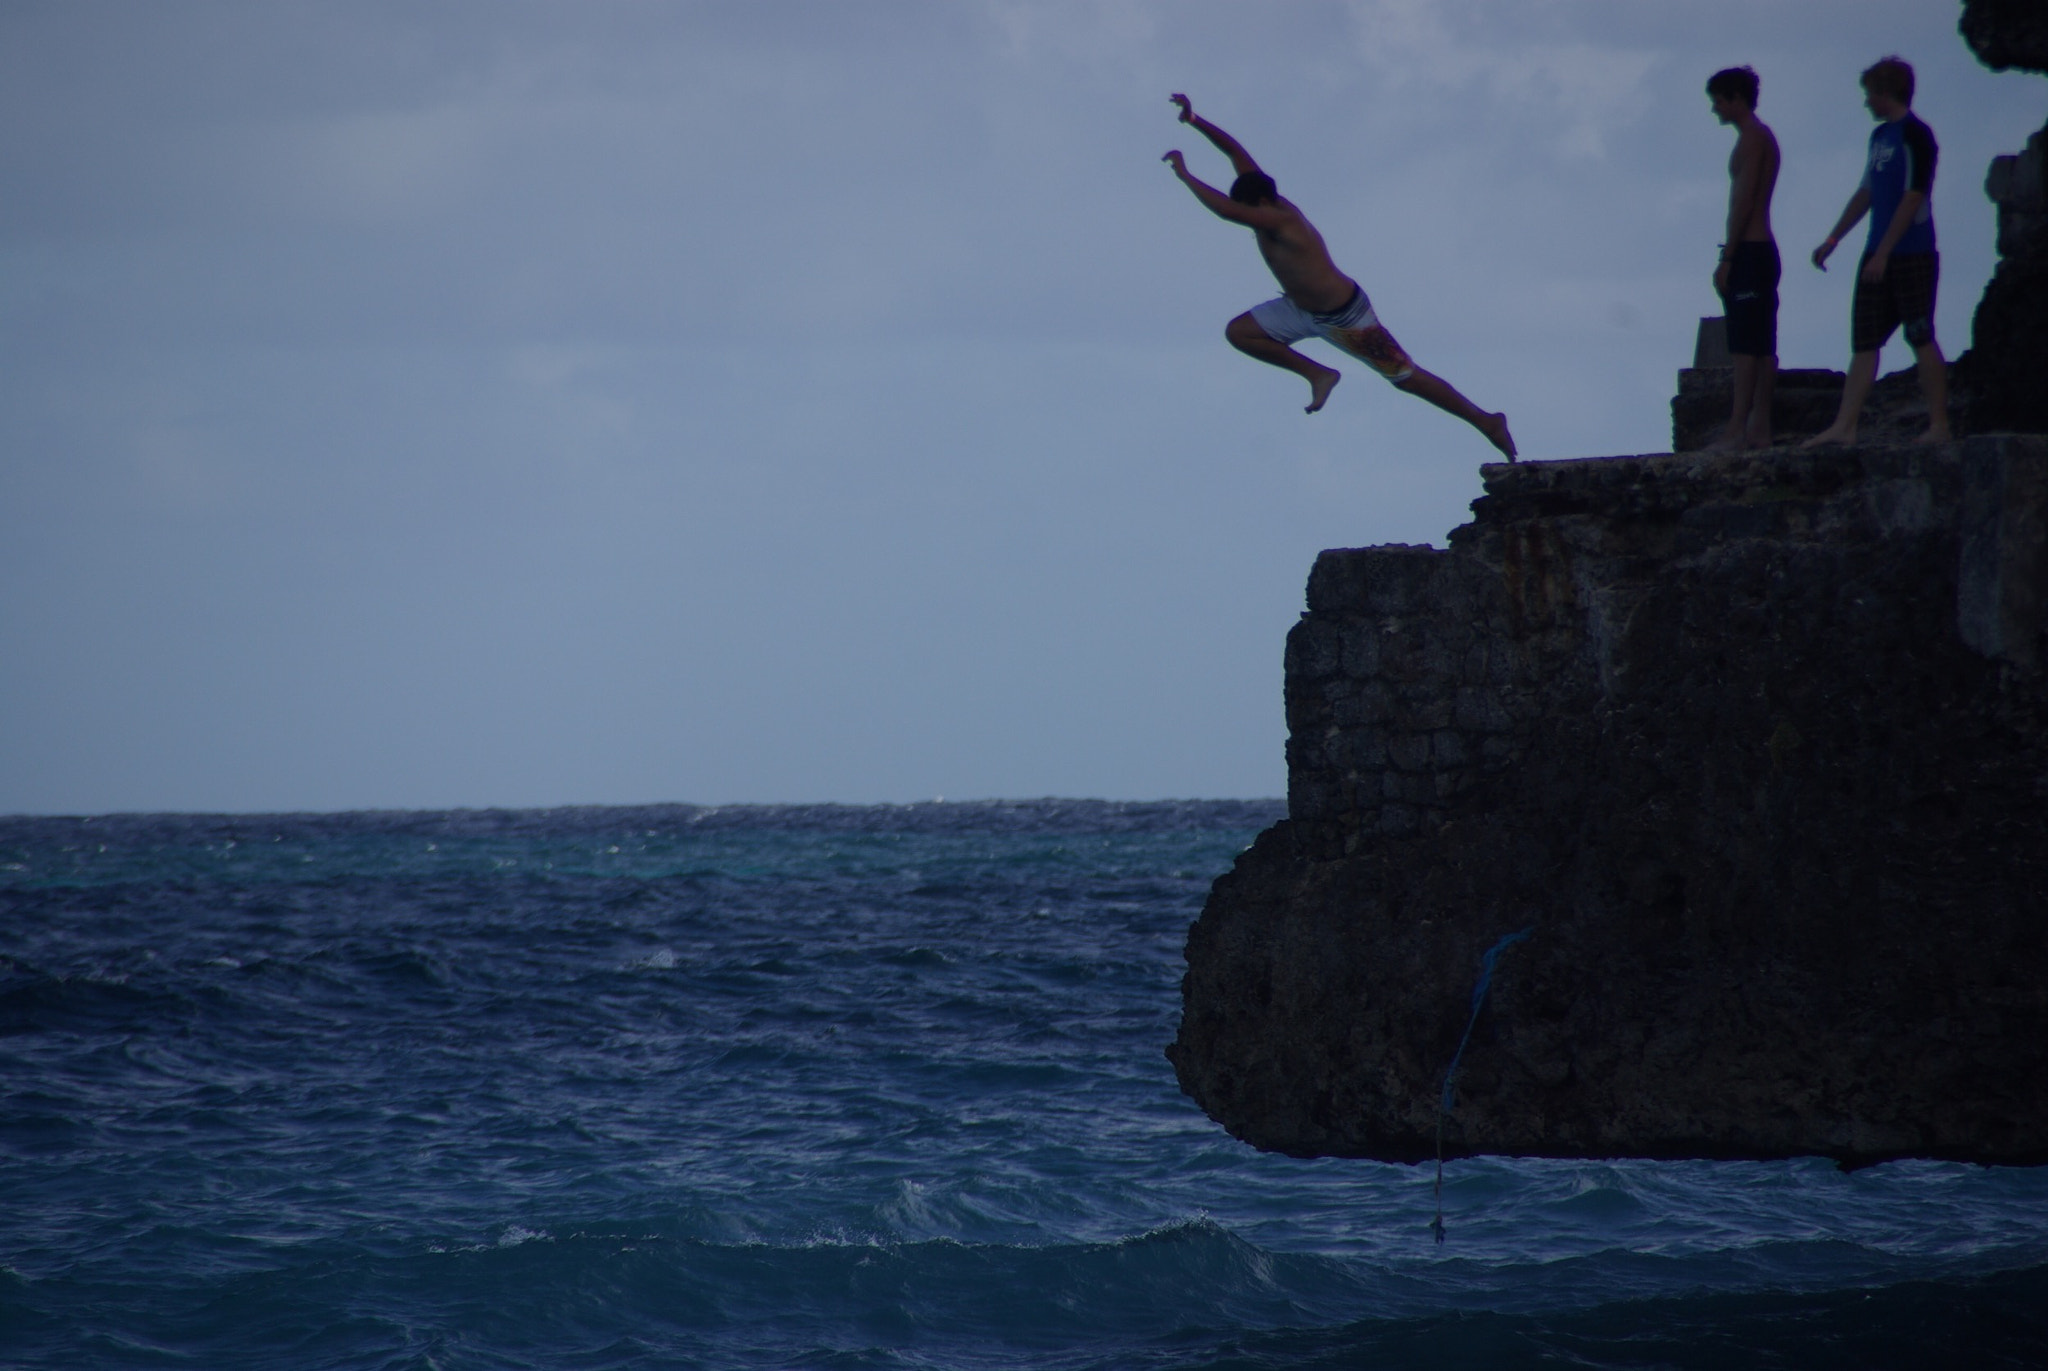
{"left": 1249, "top": 285, "right": 1416, "bottom": 383}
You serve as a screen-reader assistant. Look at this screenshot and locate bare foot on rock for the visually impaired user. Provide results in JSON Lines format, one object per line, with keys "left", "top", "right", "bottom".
{"left": 1480, "top": 411, "right": 1517, "bottom": 462}
{"left": 1305, "top": 366, "right": 1340, "bottom": 414}
{"left": 1802, "top": 423, "right": 1856, "bottom": 448}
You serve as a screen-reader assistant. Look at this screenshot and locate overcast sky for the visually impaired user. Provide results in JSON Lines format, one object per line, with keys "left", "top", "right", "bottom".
{"left": 3, "top": 1, "right": 2040, "bottom": 814}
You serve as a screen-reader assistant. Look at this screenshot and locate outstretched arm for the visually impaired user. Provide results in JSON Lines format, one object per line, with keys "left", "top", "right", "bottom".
{"left": 1162, "top": 150, "right": 1282, "bottom": 227}
{"left": 1169, "top": 93, "right": 1261, "bottom": 176}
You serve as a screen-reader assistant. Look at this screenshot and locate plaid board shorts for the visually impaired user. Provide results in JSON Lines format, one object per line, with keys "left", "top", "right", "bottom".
{"left": 1851, "top": 251, "right": 1938, "bottom": 353}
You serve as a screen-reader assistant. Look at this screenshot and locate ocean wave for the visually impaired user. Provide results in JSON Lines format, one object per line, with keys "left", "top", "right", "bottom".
{"left": 12, "top": 1217, "right": 2043, "bottom": 1371}
{"left": 6, "top": 805, "right": 2046, "bottom": 1370}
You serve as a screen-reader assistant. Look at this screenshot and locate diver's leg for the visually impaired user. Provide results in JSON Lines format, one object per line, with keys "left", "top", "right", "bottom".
{"left": 1394, "top": 367, "right": 1516, "bottom": 461}
{"left": 1227, "top": 313, "right": 1341, "bottom": 414}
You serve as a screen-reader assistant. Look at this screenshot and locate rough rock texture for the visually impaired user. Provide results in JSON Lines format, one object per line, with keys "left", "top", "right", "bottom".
{"left": 1962, "top": 0, "right": 2048, "bottom": 72}
{"left": 1672, "top": 368, "right": 1941, "bottom": 453}
{"left": 1953, "top": 0, "right": 2048, "bottom": 435}
{"left": 1169, "top": 439, "right": 2048, "bottom": 1166}
{"left": 1672, "top": 368, "right": 1841, "bottom": 452}
{"left": 1955, "top": 118, "right": 2048, "bottom": 436}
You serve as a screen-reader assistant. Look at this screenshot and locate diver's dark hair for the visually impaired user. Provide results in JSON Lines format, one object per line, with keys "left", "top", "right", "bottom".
{"left": 1229, "top": 171, "right": 1278, "bottom": 206}
{"left": 1861, "top": 55, "right": 1914, "bottom": 105}
{"left": 1706, "top": 66, "right": 1759, "bottom": 108}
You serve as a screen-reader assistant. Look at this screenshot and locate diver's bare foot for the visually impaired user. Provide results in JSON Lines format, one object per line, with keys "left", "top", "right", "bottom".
{"left": 1703, "top": 427, "right": 1742, "bottom": 453}
{"left": 1917, "top": 425, "right": 1953, "bottom": 445}
{"left": 1802, "top": 423, "right": 1856, "bottom": 448}
{"left": 1305, "top": 367, "right": 1340, "bottom": 414}
{"left": 1479, "top": 411, "right": 1517, "bottom": 462}
{"left": 1740, "top": 426, "right": 1773, "bottom": 450}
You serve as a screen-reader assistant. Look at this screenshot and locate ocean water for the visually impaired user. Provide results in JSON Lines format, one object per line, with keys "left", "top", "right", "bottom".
{"left": 3, "top": 799, "right": 2045, "bottom": 1370}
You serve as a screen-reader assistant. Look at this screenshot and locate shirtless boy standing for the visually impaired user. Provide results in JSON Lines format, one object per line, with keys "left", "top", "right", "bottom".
{"left": 1163, "top": 94, "right": 1515, "bottom": 461}
{"left": 1707, "top": 66, "right": 1781, "bottom": 449}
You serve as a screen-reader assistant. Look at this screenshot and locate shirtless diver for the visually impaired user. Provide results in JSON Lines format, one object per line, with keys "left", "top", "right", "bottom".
{"left": 1163, "top": 94, "right": 1516, "bottom": 461}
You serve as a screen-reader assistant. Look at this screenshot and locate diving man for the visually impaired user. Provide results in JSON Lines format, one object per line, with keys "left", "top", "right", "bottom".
{"left": 1163, "top": 94, "right": 1516, "bottom": 460}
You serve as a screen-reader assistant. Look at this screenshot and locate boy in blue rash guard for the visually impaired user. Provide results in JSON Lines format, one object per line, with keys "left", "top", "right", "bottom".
{"left": 1162, "top": 93, "right": 1516, "bottom": 461}
{"left": 1706, "top": 66, "right": 1782, "bottom": 450}
{"left": 1806, "top": 56, "right": 1952, "bottom": 445}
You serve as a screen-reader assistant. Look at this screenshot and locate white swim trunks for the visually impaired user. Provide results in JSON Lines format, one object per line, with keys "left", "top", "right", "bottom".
{"left": 1249, "top": 284, "right": 1415, "bottom": 383}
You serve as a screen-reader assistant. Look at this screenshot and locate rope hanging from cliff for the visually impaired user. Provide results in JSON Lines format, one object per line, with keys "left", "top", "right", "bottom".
{"left": 1431, "top": 925, "right": 1535, "bottom": 1244}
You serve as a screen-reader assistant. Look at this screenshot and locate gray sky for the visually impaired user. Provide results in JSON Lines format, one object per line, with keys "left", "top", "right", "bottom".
{"left": 3, "top": 0, "right": 2040, "bottom": 813}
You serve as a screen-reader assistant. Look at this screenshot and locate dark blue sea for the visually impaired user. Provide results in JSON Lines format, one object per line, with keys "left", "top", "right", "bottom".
{"left": 4, "top": 800, "right": 2045, "bottom": 1369}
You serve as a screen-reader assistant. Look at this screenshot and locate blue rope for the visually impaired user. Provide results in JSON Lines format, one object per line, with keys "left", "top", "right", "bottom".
{"left": 1431, "top": 925, "right": 1534, "bottom": 1244}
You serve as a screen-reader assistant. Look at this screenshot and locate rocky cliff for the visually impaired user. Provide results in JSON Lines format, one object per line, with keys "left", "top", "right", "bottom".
{"left": 1166, "top": 5, "right": 2048, "bottom": 1168}
{"left": 1169, "top": 438, "right": 2048, "bottom": 1166}
{"left": 1956, "top": 0, "right": 2048, "bottom": 436}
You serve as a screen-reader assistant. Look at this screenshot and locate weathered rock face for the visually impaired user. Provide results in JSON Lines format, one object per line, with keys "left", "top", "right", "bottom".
{"left": 1169, "top": 439, "right": 2048, "bottom": 1166}
{"left": 1958, "top": 119, "right": 2048, "bottom": 435}
{"left": 1670, "top": 368, "right": 1942, "bottom": 452}
{"left": 1954, "top": 0, "right": 2048, "bottom": 435}
{"left": 1962, "top": 0, "right": 2048, "bottom": 73}
{"left": 1671, "top": 367, "right": 1951, "bottom": 453}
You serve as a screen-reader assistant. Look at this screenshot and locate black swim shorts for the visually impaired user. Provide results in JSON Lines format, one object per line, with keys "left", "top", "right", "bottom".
{"left": 1851, "top": 251, "right": 1938, "bottom": 354}
{"left": 1719, "top": 241, "right": 1780, "bottom": 358}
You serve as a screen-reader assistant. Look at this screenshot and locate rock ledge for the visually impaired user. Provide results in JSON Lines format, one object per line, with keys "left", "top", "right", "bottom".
{"left": 1170, "top": 439, "right": 2048, "bottom": 1167}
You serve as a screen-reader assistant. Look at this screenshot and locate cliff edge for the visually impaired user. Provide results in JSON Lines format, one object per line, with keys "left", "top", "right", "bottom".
{"left": 1169, "top": 439, "right": 2048, "bottom": 1166}
{"left": 1168, "top": 2, "right": 2048, "bottom": 1169}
